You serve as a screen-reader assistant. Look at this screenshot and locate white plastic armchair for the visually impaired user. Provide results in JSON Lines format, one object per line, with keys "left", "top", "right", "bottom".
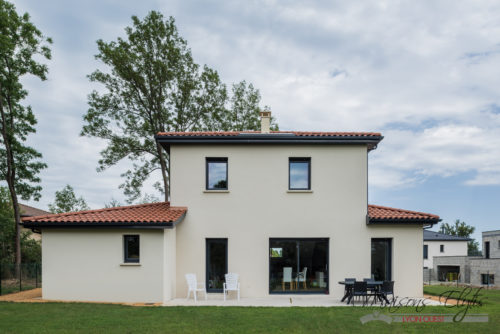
{"left": 223, "top": 273, "right": 240, "bottom": 301}
{"left": 185, "top": 273, "right": 207, "bottom": 302}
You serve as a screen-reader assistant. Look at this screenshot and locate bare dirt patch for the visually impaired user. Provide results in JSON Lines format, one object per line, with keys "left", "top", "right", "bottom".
{"left": 0, "top": 288, "right": 161, "bottom": 306}
{"left": 0, "top": 288, "right": 42, "bottom": 302}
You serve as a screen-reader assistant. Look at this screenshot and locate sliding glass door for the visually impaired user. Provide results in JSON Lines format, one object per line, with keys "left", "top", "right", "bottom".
{"left": 269, "top": 238, "right": 329, "bottom": 294}
{"left": 206, "top": 239, "right": 227, "bottom": 292}
{"left": 371, "top": 238, "right": 392, "bottom": 281}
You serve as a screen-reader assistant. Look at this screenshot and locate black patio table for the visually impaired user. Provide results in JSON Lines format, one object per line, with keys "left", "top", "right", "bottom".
{"left": 338, "top": 280, "right": 389, "bottom": 304}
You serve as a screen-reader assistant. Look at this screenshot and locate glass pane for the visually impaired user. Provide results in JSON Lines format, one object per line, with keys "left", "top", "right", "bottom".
{"left": 289, "top": 162, "right": 309, "bottom": 189}
{"left": 371, "top": 239, "right": 391, "bottom": 281}
{"left": 208, "top": 161, "right": 227, "bottom": 189}
{"left": 269, "top": 239, "right": 328, "bottom": 293}
{"left": 207, "top": 239, "right": 227, "bottom": 291}
{"left": 125, "top": 236, "right": 139, "bottom": 262}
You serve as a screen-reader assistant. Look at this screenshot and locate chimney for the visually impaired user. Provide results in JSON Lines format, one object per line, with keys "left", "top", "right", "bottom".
{"left": 259, "top": 111, "right": 271, "bottom": 134}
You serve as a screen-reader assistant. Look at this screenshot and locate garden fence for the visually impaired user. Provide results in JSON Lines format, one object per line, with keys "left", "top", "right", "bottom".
{"left": 0, "top": 263, "right": 41, "bottom": 295}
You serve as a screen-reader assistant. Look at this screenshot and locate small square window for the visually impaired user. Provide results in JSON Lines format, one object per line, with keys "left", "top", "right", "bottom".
{"left": 481, "top": 274, "right": 494, "bottom": 285}
{"left": 206, "top": 158, "right": 228, "bottom": 190}
{"left": 124, "top": 235, "right": 140, "bottom": 263}
{"left": 289, "top": 158, "right": 311, "bottom": 190}
{"left": 440, "top": 244, "right": 444, "bottom": 253}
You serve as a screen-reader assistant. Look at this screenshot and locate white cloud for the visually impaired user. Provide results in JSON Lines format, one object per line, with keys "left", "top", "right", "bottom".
{"left": 10, "top": 0, "right": 500, "bottom": 210}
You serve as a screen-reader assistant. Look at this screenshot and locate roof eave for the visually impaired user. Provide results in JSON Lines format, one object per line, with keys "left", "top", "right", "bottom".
{"left": 155, "top": 135, "right": 384, "bottom": 152}
{"left": 367, "top": 216, "right": 441, "bottom": 226}
{"left": 424, "top": 238, "right": 472, "bottom": 242}
{"left": 22, "top": 212, "right": 187, "bottom": 229}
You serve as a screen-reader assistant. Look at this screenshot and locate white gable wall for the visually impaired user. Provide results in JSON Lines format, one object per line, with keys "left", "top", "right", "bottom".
{"left": 41, "top": 228, "right": 167, "bottom": 303}
{"left": 170, "top": 144, "right": 424, "bottom": 299}
{"left": 424, "top": 240, "right": 468, "bottom": 268}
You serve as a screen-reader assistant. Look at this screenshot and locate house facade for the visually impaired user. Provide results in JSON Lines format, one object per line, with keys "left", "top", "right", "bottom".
{"left": 430, "top": 230, "right": 500, "bottom": 286}
{"left": 22, "top": 112, "right": 440, "bottom": 303}
{"left": 19, "top": 203, "right": 50, "bottom": 241}
{"left": 423, "top": 230, "right": 469, "bottom": 269}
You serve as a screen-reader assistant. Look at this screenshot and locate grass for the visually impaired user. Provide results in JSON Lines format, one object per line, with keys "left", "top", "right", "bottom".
{"left": 0, "top": 285, "right": 35, "bottom": 296}
{"left": 0, "top": 286, "right": 497, "bottom": 333}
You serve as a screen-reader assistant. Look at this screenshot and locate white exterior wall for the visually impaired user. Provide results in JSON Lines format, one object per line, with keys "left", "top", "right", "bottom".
{"left": 170, "top": 144, "right": 424, "bottom": 299}
{"left": 42, "top": 228, "right": 173, "bottom": 303}
{"left": 424, "top": 241, "right": 468, "bottom": 268}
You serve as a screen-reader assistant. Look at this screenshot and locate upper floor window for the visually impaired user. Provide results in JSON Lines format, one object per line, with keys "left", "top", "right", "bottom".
{"left": 423, "top": 245, "right": 428, "bottom": 259}
{"left": 206, "top": 158, "right": 228, "bottom": 190}
{"left": 289, "top": 158, "right": 311, "bottom": 190}
{"left": 124, "top": 235, "right": 140, "bottom": 263}
{"left": 440, "top": 244, "right": 444, "bottom": 253}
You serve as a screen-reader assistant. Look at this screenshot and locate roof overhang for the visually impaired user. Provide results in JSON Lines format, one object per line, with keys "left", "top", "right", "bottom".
{"left": 423, "top": 238, "right": 472, "bottom": 242}
{"left": 155, "top": 133, "right": 384, "bottom": 153}
{"left": 367, "top": 216, "right": 441, "bottom": 227}
{"left": 21, "top": 208, "right": 186, "bottom": 230}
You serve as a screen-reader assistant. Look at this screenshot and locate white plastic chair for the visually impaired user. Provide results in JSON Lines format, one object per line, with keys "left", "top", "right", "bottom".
{"left": 282, "top": 267, "right": 294, "bottom": 291}
{"left": 296, "top": 267, "right": 308, "bottom": 290}
{"left": 223, "top": 273, "right": 240, "bottom": 301}
{"left": 185, "top": 273, "right": 207, "bottom": 301}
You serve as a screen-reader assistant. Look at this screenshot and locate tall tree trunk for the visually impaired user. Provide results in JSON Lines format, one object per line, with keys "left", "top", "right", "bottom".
{"left": 156, "top": 142, "right": 169, "bottom": 202}
{"left": 0, "top": 81, "right": 22, "bottom": 266}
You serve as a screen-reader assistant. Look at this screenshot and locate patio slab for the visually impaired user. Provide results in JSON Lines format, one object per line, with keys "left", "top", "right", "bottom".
{"left": 163, "top": 294, "right": 444, "bottom": 307}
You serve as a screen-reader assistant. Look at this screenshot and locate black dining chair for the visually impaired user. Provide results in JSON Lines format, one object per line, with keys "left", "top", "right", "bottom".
{"left": 363, "top": 278, "right": 376, "bottom": 295}
{"left": 349, "top": 281, "right": 368, "bottom": 305}
{"left": 379, "top": 281, "right": 394, "bottom": 304}
{"left": 344, "top": 278, "right": 356, "bottom": 297}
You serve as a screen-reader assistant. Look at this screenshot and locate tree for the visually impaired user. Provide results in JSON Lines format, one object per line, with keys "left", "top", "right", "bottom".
{"left": 0, "top": 0, "right": 51, "bottom": 266}
{"left": 439, "top": 219, "right": 479, "bottom": 255}
{"left": 0, "top": 186, "right": 41, "bottom": 265}
{"left": 48, "top": 185, "right": 90, "bottom": 213}
{"left": 104, "top": 198, "right": 122, "bottom": 208}
{"left": 82, "top": 11, "right": 277, "bottom": 203}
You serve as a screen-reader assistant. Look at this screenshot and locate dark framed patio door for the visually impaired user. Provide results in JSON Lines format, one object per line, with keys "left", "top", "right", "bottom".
{"left": 371, "top": 238, "right": 392, "bottom": 281}
{"left": 206, "top": 238, "right": 227, "bottom": 292}
{"left": 269, "top": 238, "right": 329, "bottom": 294}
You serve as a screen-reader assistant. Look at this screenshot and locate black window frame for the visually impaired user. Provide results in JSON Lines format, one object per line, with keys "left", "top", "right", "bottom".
{"left": 206, "top": 157, "right": 228, "bottom": 190}
{"left": 371, "top": 238, "right": 392, "bottom": 281}
{"left": 205, "top": 238, "right": 228, "bottom": 293}
{"left": 481, "top": 274, "right": 494, "bottom": 285}
{"left": 123, "top": 235, "right": 140, "bottom": 263}
{"left": 440, "top": 244, "right": 444, "bottom": 253}
{"left": 268, "top": 237, "right": 329, "bottom": 295}
{"left": 423, "top": 245, "right": 428, "bottom": 259}
{"left": 288, "top": 157, "right": 311, "bottom": 190}
{"left": 485, "top": 241, "right": 490, "bottom": 259}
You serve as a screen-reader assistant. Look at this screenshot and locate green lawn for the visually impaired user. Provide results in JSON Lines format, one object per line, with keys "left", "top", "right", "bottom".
{"left": 0, "top": 285, "right": 35, "bottom": 296}
{"left": 0, "top": 286, "right": 497, "bottom": 333}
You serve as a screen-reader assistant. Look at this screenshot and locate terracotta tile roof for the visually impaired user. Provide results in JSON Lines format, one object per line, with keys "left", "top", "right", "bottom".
{"left": 368, "top": 204, "right": 440, "bottom": 223}
{"left": 21, "top": 202, "right": 187, "bottom": 226}
{"left": 157, "top": 131, "right": 382, "bottom": 137}
{"left": 19, "top": 203, "right": 50, "bottom": 217}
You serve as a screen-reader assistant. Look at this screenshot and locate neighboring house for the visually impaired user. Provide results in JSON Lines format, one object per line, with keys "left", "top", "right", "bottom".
{"left": 22, "top": 112, "right": 440, "bottom": 303}
{"left": 431, "top": 230, "right": 500, "bottom": 286}
{"left": 423, "top": 230, "right": 469, "bottom": 269}
{"left": 19, "top": 203, "right": 50, "bottom": 241}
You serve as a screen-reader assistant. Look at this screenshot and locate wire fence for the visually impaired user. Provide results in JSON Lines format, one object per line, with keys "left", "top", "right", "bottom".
{"left": 0, "top": 263, "right": 41, "bottom": 296}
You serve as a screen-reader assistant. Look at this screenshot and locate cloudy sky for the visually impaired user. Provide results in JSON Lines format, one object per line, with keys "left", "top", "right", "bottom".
{"left": 12, "top": 0, "right": 500, "bottom": 241}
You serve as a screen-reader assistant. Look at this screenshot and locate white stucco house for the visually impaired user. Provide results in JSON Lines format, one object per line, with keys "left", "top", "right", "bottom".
{"left": 22, "top": 112, "right": 440, "bottom": 303}
{"left": 423, "top": 230, "right": 470, "bottom": 269}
